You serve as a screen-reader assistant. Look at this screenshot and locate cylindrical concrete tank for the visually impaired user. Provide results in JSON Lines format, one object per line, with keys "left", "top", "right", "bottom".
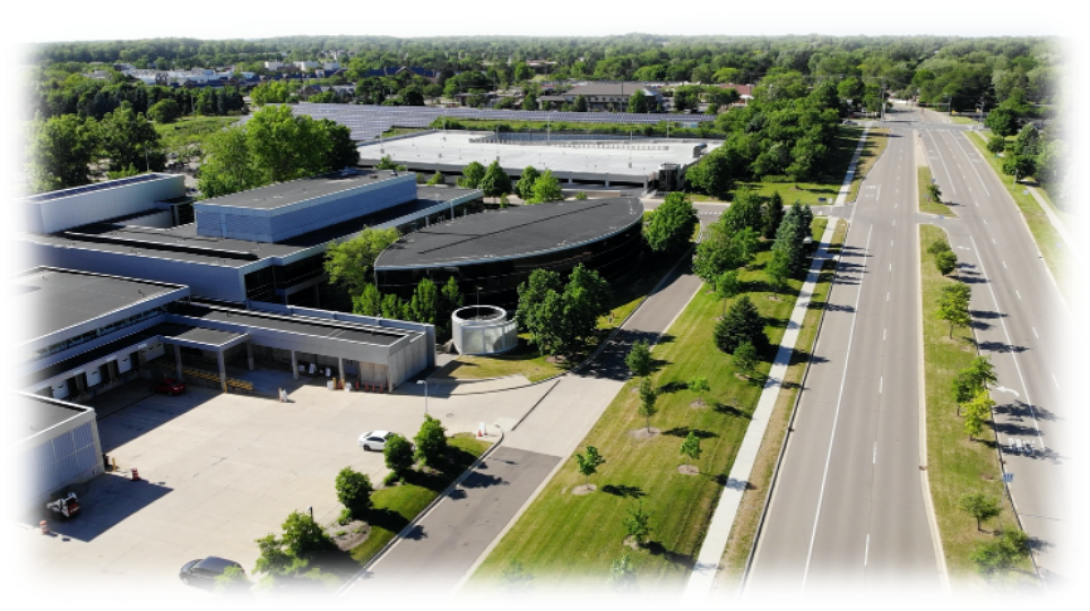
{"left": 452, "top": 305, "right": 518, "bottom": 355}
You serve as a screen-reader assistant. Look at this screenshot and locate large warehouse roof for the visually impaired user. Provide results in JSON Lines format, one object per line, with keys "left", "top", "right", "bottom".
{"left": 18, "top": 393, "right": 93, "bottom": 443}
{"left": 375, "top": 198, "right": 643, "bottom": 269}
{"left": 196, "top": 169, "right": 403, "bottom": 211}
{"left": 16, "top": 267, "right": 187, "bottom": 343}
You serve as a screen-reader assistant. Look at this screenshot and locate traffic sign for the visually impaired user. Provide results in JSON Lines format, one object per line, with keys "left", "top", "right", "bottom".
{"left": 1002, "top": 472, "right": 1014, "bottom": 484}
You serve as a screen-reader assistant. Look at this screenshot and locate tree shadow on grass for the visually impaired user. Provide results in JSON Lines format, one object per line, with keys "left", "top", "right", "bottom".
{"left": 601, "top": 484, "right": 646, "bottom": 499}
{"left": 367, "top": 508, "right": 409, "bottom": 536}
{"left": 662, "top": 427, "right": 718, "bottom": 439}
{"left": 644, "top": 542, "right": 695, "bottom": 570}
{"left": 713, "top": 402, "right": 752, "bottom": 419}
{"left": 657, "top": 380, "right": 689, "bottom": 394}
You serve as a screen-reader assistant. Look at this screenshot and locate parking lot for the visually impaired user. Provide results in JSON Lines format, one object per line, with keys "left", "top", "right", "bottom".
{"left": 19, "top": 369, "right": 553, "bottom": 598}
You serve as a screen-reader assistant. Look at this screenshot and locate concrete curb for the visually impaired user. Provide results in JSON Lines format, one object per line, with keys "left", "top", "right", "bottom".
{"left": 335, "top": 426, "right": 506, "bottom": 597}
{"left": 917, "top": 224, "right": 952, "bottom": 594}
{"left": 739, "top": 219, "right": 844, "bottom": 592}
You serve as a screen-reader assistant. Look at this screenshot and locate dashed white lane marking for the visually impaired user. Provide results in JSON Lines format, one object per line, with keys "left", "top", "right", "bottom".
{"left": 865, "top": 534, "right": 871, "bottom": 566}
{"left": 886, "top": 292, "right": 890, "bottom": 301}
{"left": 983, "top": 219, "right": 988, "bottom": 225}
{"left": 1032, "top": 327, "right": 1039, "bottom": 338}
{"left": 992, "top": 238, "right": 996, "bottom": 245}
{"left": 1003, "top": 261, "right": 1008, "bottom": 269}
{"left": 893, "top": 220, "right": 897, "bottom": 227}
{"left": 873, "top": 443, "right": 877, "bottom": 464}
{"left": 1016, "top": 290, "right": 1022, "bottom": 300}
{"left": 884, "top": 329, "right": 887, "bottom": 341}
{"left": 891, "top": 240, "right": 894, "bottom": 247}
{"left": 889, "top": 263, "right": 892, "bottom": 272}
{"left": 1052, "top": 374, "right": 1060, "bottom": 389}
{"left": 879, "top": 377, "right": 883, "bottom": 394}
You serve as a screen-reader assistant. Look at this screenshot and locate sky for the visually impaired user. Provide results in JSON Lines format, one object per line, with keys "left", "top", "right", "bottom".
{"left": 8, "top": 6, "right": 1076, "bottom": 43}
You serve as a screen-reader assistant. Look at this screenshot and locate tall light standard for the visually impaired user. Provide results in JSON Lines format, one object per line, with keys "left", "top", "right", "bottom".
{"left": 416, "top": 379, "right": 428, "bottom": 415}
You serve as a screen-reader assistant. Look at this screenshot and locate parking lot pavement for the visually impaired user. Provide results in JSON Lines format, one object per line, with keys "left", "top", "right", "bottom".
{"left": 19, "top": 370, "right": 555, "bottom": 599}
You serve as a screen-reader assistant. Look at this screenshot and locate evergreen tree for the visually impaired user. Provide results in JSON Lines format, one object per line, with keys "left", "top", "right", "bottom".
{"left": 478, "top": 160, "right": 512, "bottom": 201}
{"left": 714, "top": 295, "right": 766, "bottom": 354}
{"left": 762, "top": 192, "right": 785, "bottom": 240}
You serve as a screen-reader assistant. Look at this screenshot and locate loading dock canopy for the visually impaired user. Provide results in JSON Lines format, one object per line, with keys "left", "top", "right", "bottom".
{"left": 158, "top": 325, "right": 249, "bottom": 352}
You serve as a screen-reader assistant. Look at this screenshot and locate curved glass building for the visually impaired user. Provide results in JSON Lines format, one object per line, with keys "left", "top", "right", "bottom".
{"left": 374, "top": 198, "right": 644, "bottom": 309}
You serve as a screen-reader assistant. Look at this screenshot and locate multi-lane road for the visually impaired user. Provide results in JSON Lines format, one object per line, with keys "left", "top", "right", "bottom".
{"left": 921, "top": 118, "right": 1071, "bottom": 585}
{"left": 747, "top": 108, "right": 941, "bottom": 596}
{"left": 747, "top": 106, "right": 1071, "bottom": 594}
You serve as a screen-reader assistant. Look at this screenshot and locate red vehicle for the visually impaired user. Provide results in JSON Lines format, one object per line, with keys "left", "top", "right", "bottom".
{"left": 150, "top": 378, "right": 186, "bottom": 395}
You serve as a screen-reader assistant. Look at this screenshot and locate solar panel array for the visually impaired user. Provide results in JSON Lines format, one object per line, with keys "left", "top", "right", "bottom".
{"left": 284, "top": 103, "right": 716, "bottom": 143}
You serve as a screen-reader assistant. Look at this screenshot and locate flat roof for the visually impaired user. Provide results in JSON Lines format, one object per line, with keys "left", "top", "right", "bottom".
{"left": 23, "top": 190, "right": 479, "bottom": 268}
{"left": 170, "top": 304, "right": 411, "bottom": 347}
{"left": 25, "top": 173, "right": 174, "bottom": 204}
{"left": 375, "top": 198, "right": 643, "bottom": 269}
{"left": 18, "top": 393, "right": 91, "bottom": 443}
{"left": 16, "top": 268, "right": 186, "bottom": 343}
{"left": 357, "top": 131, "right": 719, "bottom": 183}
{"left": 195, "top": 169, "right": 406, "bottom": 211}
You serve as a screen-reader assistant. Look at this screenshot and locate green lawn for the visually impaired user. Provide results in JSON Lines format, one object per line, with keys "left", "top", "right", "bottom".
{"left": 919, "top": 225, "right": 1036, "bottom": 586}
{"left": 737, "top": 126, "right": 886, "bottom": 207}
{"left": 155, "top": 115, "right": 236, "bottom": 154}
{"left": 964, "top": 131, "right": 1072, "bottom": 306}
{"left": 717, "top": 217, "right": 845, "bottom": 585}
{"left": 464, "top": 227, "right": 820, "bottom": 593}
{"left": 296, "top": 433, "right": 492, "bottom": 601}
{"left": 918, "top": 166, "right": 957, "bottom": 217}
{"left": 431, "top": 243, "right": 691, "bottom": 382}
{"left": 378, "top": 127, "right": 430, "bottom": 139}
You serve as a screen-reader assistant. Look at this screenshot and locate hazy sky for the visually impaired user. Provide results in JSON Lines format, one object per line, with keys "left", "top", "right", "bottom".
{"left": 9, "top": 0, "right": 1072, "bottom": 43}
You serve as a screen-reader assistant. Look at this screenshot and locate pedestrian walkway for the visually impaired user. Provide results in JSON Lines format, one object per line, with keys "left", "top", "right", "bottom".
{"left": 836, "top": 127, "right": 871, "bottom": 205}
{"left": 1026, "top": 187, "right": 1077, "bottom": 258}
{"left": 682, "top": 219, "right": 838, "bottom": 600}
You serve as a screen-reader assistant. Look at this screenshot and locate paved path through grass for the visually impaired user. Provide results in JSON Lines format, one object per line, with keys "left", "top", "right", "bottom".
{"left": 683, "top": 220, "right": 838, "bottom": 599}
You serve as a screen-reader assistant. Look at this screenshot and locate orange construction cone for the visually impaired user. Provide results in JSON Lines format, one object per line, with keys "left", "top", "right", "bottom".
{"left": 40, "top": 520, "right": 49, "bottom": 535}
{"left": 131, "top": 468, "right": 141, "bottom": 482}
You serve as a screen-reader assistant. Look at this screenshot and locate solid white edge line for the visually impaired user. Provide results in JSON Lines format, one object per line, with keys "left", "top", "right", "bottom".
{"left": 800, "top": 223, "right": 873, "bottom": 593}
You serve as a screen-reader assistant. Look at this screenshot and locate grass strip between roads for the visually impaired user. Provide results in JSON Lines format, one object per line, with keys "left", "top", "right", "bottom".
{"left": 715, "top": 218, "right": 846, "bottom": 587}
{"left": 300, "top": 433, "right": 488, "bottom": 601}
{"left": 918, "top": 166, "right": 957, "bottom": 217}
{"left": 431, "top": 240, "right": 690, "bottom": 383}
{"left": 465, "top": 222, "right": 824, "bottom": 593}
{"left": 963, "top": 131, "right": 1072, "bottom": 307}
{"left": 919, "top": 224, "right": 1034, "bottom": 587}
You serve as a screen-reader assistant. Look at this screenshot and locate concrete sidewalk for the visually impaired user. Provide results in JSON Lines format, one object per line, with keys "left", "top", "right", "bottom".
{"left": 1026, "top": 186, "right": 1077, "bottom": 258}
{"left": 682, "top": 220, "right": 838, "bottom": 600}
{"left": 683, "top": 127, "right": 868, "bottom": 600}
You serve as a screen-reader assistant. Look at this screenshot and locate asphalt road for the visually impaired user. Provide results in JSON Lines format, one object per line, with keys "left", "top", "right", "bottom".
{"left": 746, "top": 107, "right": 942, "bottom": 596}
{"left": 920, "top": 120, "right": 1072, "bottom": 585}
{"left": 342, "top": 446, "right": 561, "bottom": 598}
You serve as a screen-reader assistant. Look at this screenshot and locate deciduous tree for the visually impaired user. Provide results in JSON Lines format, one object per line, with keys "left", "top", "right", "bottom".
{"left": 335, "top": 467, "right": 374, "bottom": 519}
{"left": 494, "top": 561, "right": 536, "bottom": 601}
{"left": 638, "top": 376, "right": 658, "bottom": 433}
{"left": 643, "top": 192, "right": 697, "bottom": 253}
{"left": 610, "top": 555, "right": 636, "bottom": 591}
{"left": 680, "top": 432, "right": 702, "bottom": 468}
{"left": 959, "top": 492, "right": 1002, "bottom": 532}
{"left": 324, "top": 227, "right": 400, "bottom": 297}
{"left": 625, "top": 340, "right": 653, "bottom": 378}
{"left": 383, "top": 433, "right": 415, "bottom": 481}
{"left": 414, "top": 414, "right": 448, "bottom": 467}
{"left": 575, "top": 445, "right": 605, "bottom": 486}
{"left": 528, "top": 170, "right": 563, "bottom": 204}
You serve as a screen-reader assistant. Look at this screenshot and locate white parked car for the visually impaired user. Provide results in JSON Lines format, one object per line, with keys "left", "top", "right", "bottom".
{"left": 358, "top": 430, "right": 395, "bottom": 452}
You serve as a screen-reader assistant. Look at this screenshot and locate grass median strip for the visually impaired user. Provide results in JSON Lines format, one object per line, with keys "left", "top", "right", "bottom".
{"left": 919, "top": 224, "right": 1035, "bottom": 586}
{"left": 464, "top": 226, "right": 822, "bottom": 593}
{"left": 918, "top": 166, "right": 957, "bottom": 217}
{"left": 963, "top": 131, "right": 1072, "bottom": 306}
{"left": 715, "top": 217, "right": 846, "bottom": 589}
{"left": 349, "top": 433, "right": 491, "bottom": 565}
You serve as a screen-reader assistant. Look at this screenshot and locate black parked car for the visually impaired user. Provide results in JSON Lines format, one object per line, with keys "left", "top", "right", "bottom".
{"left": 179, "top": 556, "right": 244, "bottom": 587}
